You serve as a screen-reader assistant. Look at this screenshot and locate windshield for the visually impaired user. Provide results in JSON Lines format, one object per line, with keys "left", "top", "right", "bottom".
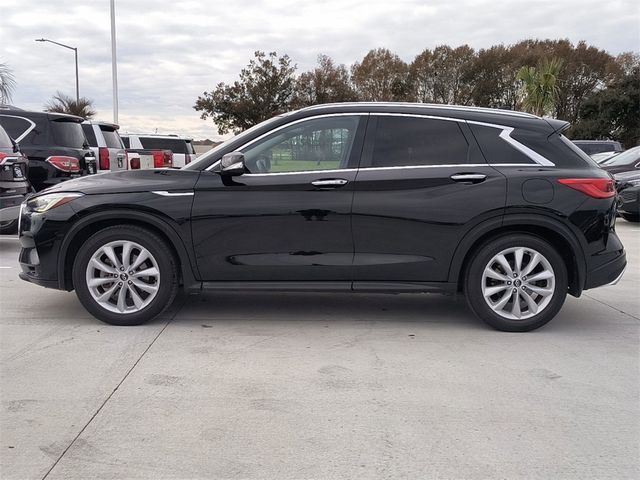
{"left": 602, "top": 147, "right": 640, "bottom": 166}
{"left": 52, "top": 121, "right": 86, "bottom": 148}
{"left": 183, "top": 116, "right": 283, "bottom": 170}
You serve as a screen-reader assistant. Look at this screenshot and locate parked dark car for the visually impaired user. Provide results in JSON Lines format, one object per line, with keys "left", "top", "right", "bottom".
{"left": 600, "top": 146, "right": 640, "bottom": 175}
{"left": 0, "top": 124, "right": 30, "bottom": 234}
{"left": 18, "top": 103, "right": 626, "bottom": 332}
{"left": 0, "top": 107, "right": 97, "bottom": 191}
{"left": 615, "top": 171, "right": 640, "bottom": 222}
{"left": 573, "top": 140, "right": 623, "bottom": 156}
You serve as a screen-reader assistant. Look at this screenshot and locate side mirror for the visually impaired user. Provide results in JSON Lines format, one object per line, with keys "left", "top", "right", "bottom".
{"left": 220, "top": 152, "right": 245, "bottom": 176}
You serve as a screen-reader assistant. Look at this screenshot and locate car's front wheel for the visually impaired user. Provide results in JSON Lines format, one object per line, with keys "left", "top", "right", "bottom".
{"left": 464, "top": 234, "right": 568, "bottom": 332}
{"left": 73, "top": 225, "right": 179, "bottom": 325}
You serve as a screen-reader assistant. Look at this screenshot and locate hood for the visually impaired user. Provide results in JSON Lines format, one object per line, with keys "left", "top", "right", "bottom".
{"left": 40, "top": 169, "right": 201, "bottom": 195}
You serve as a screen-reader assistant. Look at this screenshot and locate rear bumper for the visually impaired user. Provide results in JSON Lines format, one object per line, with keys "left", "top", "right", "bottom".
{"left": 584, "top": 250, "right": 627, "bottom": 290}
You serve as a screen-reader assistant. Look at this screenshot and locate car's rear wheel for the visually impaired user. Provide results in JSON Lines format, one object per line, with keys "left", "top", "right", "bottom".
{"left": 73, "top": 225, "right": 179, "bottom": 326}
{"left": 464, "top": 234, "right": 568, "bottom": 332}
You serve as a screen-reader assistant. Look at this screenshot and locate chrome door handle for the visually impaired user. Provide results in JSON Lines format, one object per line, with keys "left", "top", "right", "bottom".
{"left": 450, "top": 173, "right": 487, "bottom": 183}
{"left": 311, "top": 179, "right": 348, "bottom": 188}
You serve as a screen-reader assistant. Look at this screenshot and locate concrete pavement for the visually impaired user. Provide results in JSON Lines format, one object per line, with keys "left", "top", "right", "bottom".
{"left": 1, "top": 221, "right": 638, "bottom": 479}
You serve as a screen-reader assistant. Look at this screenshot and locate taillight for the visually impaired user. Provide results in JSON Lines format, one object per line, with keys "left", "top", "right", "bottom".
{"left": 558, "top": 178, "right": 615, "bottom": 199}
{"left": 0, "top": 152, "right": 7, "bottom": 165}
{"left": 99, "top": 147, "right": 110, "bottom": 170}
{"left": 152, "top": 150, "right": 173, "bottom": 168}
{"left": 46, "top": 156, "right": 80, "bottom": 173}
{"left": 130, "top": 158, "right": 140, "bottom": 169}
{"left": 185, "top": 153, "right": 192, "bottom": 164}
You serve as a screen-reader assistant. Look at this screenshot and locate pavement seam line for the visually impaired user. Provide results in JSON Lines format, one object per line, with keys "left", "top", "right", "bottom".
{"left": 584, "top": 292, "right": 640, "bottom": 322}
{"left": 40, "top": 299, "right": 185, "bottom": 480}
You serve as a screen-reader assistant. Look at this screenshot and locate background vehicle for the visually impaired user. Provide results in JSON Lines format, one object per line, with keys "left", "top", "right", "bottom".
{"left": 615, "top": 171, "right": 640, "bottom": 222}
{"left": 122, "top": 134, "right": 195, "bottom": 167}
{"left": 573, "top": 139, "right": 624, "bottom": 156}
{"left": 0, "top": 107, "right": 96, "bottom": 191}
{"left": 82, "top": 121, "right": 127, "bottom": 173}
{"left": 120, "top": 134, "right": 173, "bottom": 169}
{"left": 0, "top": 124, "right": 30, "bottom": 234}
{"left": 600, "top": 146, "right": 640, "bottom": 174}
{"left": 591, "top": 151, "right": 617, "bottom": 163}
{"left": 18, "top": 103, "right": 626, "bottom": 332}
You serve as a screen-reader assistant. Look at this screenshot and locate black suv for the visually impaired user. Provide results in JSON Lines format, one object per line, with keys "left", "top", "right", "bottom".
{"left": 0, "top": 124, "right": 30, "bottom": 233}
{"left": 17, "top": 103, "right": 626, "bottom": 331}
{"left": 0, "top": 108, "right": 96, "bottom": 191}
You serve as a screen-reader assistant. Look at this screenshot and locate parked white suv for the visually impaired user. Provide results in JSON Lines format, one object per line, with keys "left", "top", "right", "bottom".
{"left": 121, "top": 134, "right": 195, "bottom": 168}
{"left": 82, "top": 121, "right": 127, "bottom": 172}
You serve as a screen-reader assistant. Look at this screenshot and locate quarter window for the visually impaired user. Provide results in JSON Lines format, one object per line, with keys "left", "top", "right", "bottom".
{"left": 469, "top": 124, "right": 535, "bottom": 164}
{"left": 370, "top": 116, "right": 470, "bottom": 167}
{"left": 0, "top": 116, "right": 32, "bottom": 142}
{"left": 241, "top": 116, "right": 360, "bottom": 174}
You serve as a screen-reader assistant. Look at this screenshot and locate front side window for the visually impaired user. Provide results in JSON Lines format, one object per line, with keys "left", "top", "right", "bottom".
{"left": 241, "top": 115, "right": 360, "bottom": 174}
{"left": 371, "top": 116, "right": 470, "bottom": 167}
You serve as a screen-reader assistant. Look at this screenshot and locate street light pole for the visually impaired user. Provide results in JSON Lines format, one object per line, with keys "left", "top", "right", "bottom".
{"left": 35, "top": 38, "right": 79, "bottom": 102}
{"left": 110, "top": 0, "right": 119, "bottom": 124}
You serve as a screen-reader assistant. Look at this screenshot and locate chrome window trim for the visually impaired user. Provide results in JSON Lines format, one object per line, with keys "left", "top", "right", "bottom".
{"left": 204, "top": 113, "right": 369, "bottom": 172}
{"left": 465, "top": 120, "right": 555, "bottom": 166}
{"left": 0, "top": 115, "right": 37, "bottom": 143}
{"left": 203, "top": 111, "right": 555, "bottom": 173}
{"left": 151, "top": 191, "right": 194, "bottom": 197}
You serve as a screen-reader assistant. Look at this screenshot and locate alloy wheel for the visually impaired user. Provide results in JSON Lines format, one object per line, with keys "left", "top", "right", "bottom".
{"left": 481, "top": 246, "right": 555, "bottom": 320}
{"left": 85, "top": 240, "right": 160, "bottom": 314}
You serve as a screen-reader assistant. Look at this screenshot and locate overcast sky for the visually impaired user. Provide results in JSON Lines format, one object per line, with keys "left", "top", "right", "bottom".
{"left": 1, "top": 0, "right": 638, "bottom": 139}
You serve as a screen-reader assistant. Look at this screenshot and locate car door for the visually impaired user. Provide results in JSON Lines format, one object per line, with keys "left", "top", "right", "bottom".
{"left": 351, "top": 114, "right": 507, "bottom": 287}
{"left": 191, "top": 114, "right": 367, "bottom": 284}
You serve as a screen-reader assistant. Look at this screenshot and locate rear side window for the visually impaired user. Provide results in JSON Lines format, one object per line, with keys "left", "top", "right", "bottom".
{"left": 82, "top": 124, "right": 98, "bottom": 146}
{"left": 0, "top": 126, "right": 12, "bottom": 148}
{"left": 101, "top": 127, "right": 124, "bottom": 148}
{"left": 469, "top": 124, "right": 535, "bottom": 164}
{"left": 52, "top": 121, "right": 86, "bottom": 148}
{"left": 139, "top": 137, "right": 188, "bottom": 153}
{"left": 371, "top": 116, "right": 469, "bottom": 167}
{"left": 0, "top": 116, "right": 32, "bottom": 142}
{"left": 121, "top": 137, "right": 130, "bottom": 148}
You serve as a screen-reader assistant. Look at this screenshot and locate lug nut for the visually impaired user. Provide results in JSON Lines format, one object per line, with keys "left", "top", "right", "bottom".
{"left": 507, "top": 281, "right": 512, "bottom": 285}
{"left": 512, "top": 288, "right": 517, "bottom": 293}
{"left": 129, "top": 271, "right": 133, "bottom": 275}
{"left": 118, "top": 282, "right": 123, "bottom": 286}
{"left": 522, "top": 276, "right": 527, "bottom": 281}
{"left": 120, "top": 266, "right": 125, "bottom": 271}
{"left": 513, "top": 273, "right": 518, "bottom": 278}
{"left": 128, "top": 280, "right": 132, "bottom": 285}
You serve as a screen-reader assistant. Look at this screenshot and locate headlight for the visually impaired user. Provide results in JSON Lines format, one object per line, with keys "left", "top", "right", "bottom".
{"left": 27, "top": 192, "right": 84, "bottom": 213}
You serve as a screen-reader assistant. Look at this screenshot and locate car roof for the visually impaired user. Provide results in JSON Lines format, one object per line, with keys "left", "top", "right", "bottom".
{"left": 0, "top": 107, "right": 84, "bottom": 123}
{"left": 83, "top": 120, "right": 120, "bottom": 129}
{"left": 291, "top": 102, "right": 559, "bottom": 132}
{"left": 121, "top": 133, "right": 192, "bottom": 140}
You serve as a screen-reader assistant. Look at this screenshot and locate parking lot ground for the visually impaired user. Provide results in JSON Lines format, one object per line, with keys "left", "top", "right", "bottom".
{"left": 1, "top": 221, "right": 638, "bottom": 479}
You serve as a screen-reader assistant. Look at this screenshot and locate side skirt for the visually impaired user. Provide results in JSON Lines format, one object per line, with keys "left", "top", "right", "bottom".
{"left": 198, "top": 281, "right": 457, "bottom": 294}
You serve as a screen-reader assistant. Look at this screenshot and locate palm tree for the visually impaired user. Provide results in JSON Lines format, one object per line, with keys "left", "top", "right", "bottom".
{"left": 44, "top": 91, "right": 96, "bottom": 119}
{"left": 0, "top": 62, "right": 16, "bottom": 105}
{"left": 517, "top": 58, "right": 563, "bottom": 116}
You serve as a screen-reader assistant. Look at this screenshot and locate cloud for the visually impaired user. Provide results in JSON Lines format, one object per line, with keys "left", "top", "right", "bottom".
{"left": 1, "top": 0, "right": 638, "bottom": 140}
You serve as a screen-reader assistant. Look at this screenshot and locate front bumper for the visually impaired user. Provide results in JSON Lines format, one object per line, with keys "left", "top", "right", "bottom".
{"left": 618, "top": 187, "right": 639, "bottom": 216}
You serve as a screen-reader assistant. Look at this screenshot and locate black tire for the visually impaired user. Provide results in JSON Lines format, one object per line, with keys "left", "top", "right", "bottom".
{"left": 72, "top": 225, "right": 179, "bottom": 326}
{"left": 621, "top": 213, "right": 639, "bottom": 223}
{"left": 0, "top": 219, "right": 18, "bottom": 235}
{"left": 464, "top": 234, "right": 568, "bottom": 332}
